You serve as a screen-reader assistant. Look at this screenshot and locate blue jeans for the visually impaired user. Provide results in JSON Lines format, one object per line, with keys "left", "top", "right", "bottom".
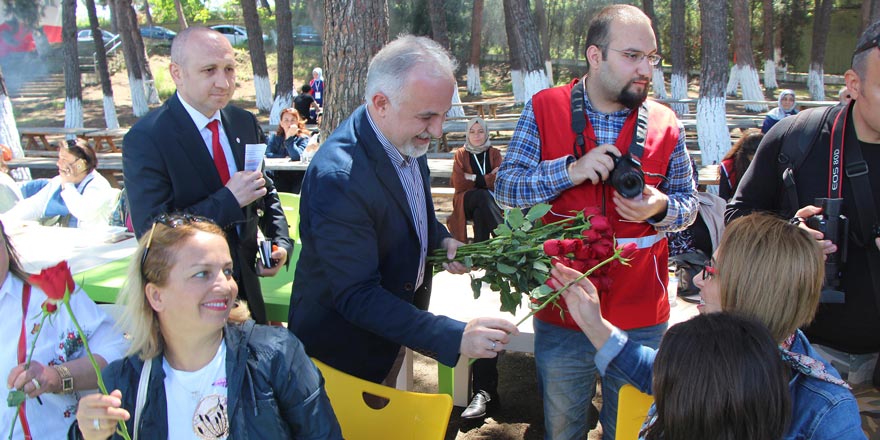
{"left": 534, "top": 319, "right": 667, "bottom": 440}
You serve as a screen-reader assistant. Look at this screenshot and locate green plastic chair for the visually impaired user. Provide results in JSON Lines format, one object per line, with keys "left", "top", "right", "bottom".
{"left": 277, "top": 192, "right": 301, "bottom": 242}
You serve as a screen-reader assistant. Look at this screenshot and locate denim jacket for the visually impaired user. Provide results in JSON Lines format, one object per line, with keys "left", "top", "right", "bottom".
{"left": 267, "top": 133, "right": 309, "bottom": 161}
{"left": 597, "top": 327, "right": 865, "bottom": 440}
{"left": 70, "top": 320, "right": 342, "bottom": 439}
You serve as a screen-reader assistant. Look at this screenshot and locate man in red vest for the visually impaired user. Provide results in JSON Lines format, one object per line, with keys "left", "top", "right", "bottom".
{"left": 495, "top": 5, "right": 697, "bottom": 439}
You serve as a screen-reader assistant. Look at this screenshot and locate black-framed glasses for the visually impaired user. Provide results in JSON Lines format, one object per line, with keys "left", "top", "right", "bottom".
{"left": 607, "top": 47, "right": 663, "bottom": 66}
{"left": 140, "top": 213, "right": 210, "bottom": 280}
{"left": 702, "top": 258, "right": 717, "bottom": 281}
{"left": 853, "top": 34, "right": 880, "bottom": 57}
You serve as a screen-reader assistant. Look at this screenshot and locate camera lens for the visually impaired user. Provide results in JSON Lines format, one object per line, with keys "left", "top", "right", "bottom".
{"left": 613, "top": 172, "right": 644, "bottom": 199}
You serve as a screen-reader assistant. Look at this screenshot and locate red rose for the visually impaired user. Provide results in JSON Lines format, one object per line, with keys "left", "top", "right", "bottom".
{"left": 570, "top": 259, "right": 588, "bottom": 273}
{"left": 543, "top": 239, "right": 562, "bottom": 257}
{"left": 560, "top": 239, "right": 581, "bottom": 255}
{"left": 551, "top": 256, "right": 573, "bottom": 268}
{"left": 41, "top": 301, "right": 57, "bottom": 314}
{"left": 619, "top": 242, "right": 638, "bottom": 259}
{"left": 590, "top": 216, "right": 611, "bottom": 233}
{"left": 591, "top": 239, "right": 613, "bottom": 258}
{"left": 573, "top": 245, "right": 593, "bottom": 260}
{"left": 581, "top": 229, "right": 601, "bottom": 243}
{"left": 28, "top": 261, "right": 74, "bottom": 301}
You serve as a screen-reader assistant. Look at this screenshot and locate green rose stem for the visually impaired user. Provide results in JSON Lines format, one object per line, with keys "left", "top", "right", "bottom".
{"left": 7, "top": 313, "right": 49, "bottom": 440}
{"left": 468, "top": 248, "right": 627, "bottom": 366}
{"left": 63, "top": 300, "right": 132, "bottom": 440}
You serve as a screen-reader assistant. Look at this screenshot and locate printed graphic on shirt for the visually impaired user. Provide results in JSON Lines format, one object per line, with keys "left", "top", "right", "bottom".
{"left": 193, "top": 394, "right": 228, "bottom": 440}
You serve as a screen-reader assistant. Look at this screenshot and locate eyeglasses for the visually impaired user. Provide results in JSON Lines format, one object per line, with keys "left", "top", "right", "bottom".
{"left": 701, "top": 258, "right": 717, "bottom": 281}
{"left": 140, "top": 213, "right": 209, "bottom": 280}
{"left": 853, "top": 34, "right": 880, "bottom": 57}
{"left": 607, "top": 48, "right": 663, "bottom": 66}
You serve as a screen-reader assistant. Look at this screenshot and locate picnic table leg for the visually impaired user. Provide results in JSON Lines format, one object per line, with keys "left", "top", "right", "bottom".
{"left": 106, "top": 138, "right": 119, "bottom": 153}
{"left": 489, "top": 104, "right": 498, "bottom": 119}
{"left": 478, "top": 105, "right": 486, "bottom": 119}
{"left": 38, "top": 135, "right": 52, "bottom": 150}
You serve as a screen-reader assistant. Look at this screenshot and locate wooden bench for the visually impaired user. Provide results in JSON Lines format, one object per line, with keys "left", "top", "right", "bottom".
{"left": 83, "top": 128, "right": 128, "bottom": 152}
{"left": 449, "top": 100, "right": 515, "bottom": 119}
{"left": 19, "top": 127, "right": 98, "bottom": 150}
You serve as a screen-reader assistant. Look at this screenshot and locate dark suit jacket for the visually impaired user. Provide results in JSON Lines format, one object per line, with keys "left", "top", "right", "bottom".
{"left": 123, "top": 93, "right": 292, "bottom": 324}
{"left": 289, "top": 105, "right": 466, "bottom": 383}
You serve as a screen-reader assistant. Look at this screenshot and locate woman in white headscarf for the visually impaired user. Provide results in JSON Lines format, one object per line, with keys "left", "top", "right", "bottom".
{"left": 448, "top": 117, "right": 503, "bottom": 244}
{"left": 762, "top": 89, "right": 799, "bottom": 133}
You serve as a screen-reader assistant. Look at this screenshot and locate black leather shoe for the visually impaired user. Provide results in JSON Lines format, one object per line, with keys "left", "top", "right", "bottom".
{"left": 461, "top": 390, "right": 494, "bottom": 419}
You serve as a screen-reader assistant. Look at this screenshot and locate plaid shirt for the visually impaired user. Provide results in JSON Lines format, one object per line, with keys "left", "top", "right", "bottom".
{"left": 495, "top": 94, "right": 697, "bottom": 232}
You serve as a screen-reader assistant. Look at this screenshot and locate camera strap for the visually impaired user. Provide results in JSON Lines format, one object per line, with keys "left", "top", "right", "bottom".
{"left": 568, "top": 80, "right": 647, "bottom": 160}
{"left": 570, "top": 82, "right": 587, "bottom": 158}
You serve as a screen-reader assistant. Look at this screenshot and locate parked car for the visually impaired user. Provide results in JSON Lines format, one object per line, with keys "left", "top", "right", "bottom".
{"left": 210, "top": 24, "right": 268, "bottom": 46}
{"left": 140, "top": 26, "right": 176, "bottom": 41}
{"left": 77, "top": 29, "right": 116, "bottom": 45}
{"left": 293, "top": 25, "right": 321, "bottom": 45}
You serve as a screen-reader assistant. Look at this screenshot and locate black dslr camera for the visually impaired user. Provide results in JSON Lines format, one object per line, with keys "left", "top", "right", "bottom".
{"left": 607, "top": 153, "right": 645, "bottom": 199}
{"left": 805, "top": 198, "right": 849, "bottom": 303}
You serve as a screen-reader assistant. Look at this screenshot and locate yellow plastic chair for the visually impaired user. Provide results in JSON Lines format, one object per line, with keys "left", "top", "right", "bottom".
{"left": 311, "top": 358, "right": 453, "bottom": 440}
{"left": 615, "top": 384, "right": 654, "bottom": 440}
{"left": 277, "top": 192, "right": 300, "bottom": 242}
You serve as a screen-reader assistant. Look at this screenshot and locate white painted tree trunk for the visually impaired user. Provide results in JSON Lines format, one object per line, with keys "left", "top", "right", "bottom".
{"left": 652, "top": 68, "right": 668, "bottom": 99}
{"left": 144, "top": 80, "right": 160, "bottom": 105}
{"left": 725, "top": 65, "right": 741, "bottom": 97}
{"left": 671, "top": 73, "right": 689, "bottom": 116}
{"left": 64, "top": 98, "right": 83, "bottom": 140}
{"left": 511, "top": 70, "right": 524, "bottom": 104}
{"left": 103, "top": 95, "right": 119, "bottom": 129}
{"left": 254, "top": 75, "right": 272, "bottom": 112}
{"left": 522, "top": 69, "right": 548, "bottom": 103}
{"left": 269, "top": 92, "right": 294, "bottom": 125}
{"left": 467, "top": 64, "right": 482, "bottom": 96}
{"left": 544, "top": 60, "right": 554, "bottom": 87}
{"left": 696, "top": 96, "right": 729, "bottom": 168}
{"left": 129, "top": 76, "right": 149, "bottom": 117}
{"left": 763, "top": 59, "right": 778, "bottom": 90}
{"left": 726, "top": 64, "right": 766, "bottom": 112}
{"left": 0, "top": 94, "right": 30, "bottom": 181}
{"left": 448, "top": 86, "right": 465, "bottom": 118}
{"left": 808, "top": 65, "right": 825, "bottom": 101}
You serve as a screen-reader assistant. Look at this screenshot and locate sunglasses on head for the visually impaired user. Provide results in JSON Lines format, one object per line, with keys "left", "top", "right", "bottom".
{"left": 140, "top": 213, "right": 210, "bottom": 280}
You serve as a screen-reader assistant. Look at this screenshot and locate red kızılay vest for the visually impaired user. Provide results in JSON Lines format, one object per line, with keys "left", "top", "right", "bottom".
{"left": 533, "top": 79, "right": 680, "bottom": 331}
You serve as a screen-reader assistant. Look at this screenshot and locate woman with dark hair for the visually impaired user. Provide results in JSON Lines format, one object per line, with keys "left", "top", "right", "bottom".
{"left": 642, "top": 313, "right": 790, "bottom": 440}
{"left": 5, "top": 139, "right": 116, "bottom": 227}
{"left": 552, "top": 213, "right": 864, "bottom": 439}
{"left": 266, "top": 108, "right": 310, "bottom": 162}
{"left": 0, "top": 219, "right": 128, "bottom": 438}
{"left": 719, "top": 129, "right": 762, "bottom": 200}
{"left": 74, "top": 215, "right": 341, "bottom": 439}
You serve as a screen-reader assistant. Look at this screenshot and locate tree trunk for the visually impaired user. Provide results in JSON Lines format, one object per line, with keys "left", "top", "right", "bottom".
{"left": 115, "top": 0, "right": 148, "bottom": 116}
{"left": 861, "top": 0, "right": 880, "bottom": 36}
{"left": 428, "top": 0, "right": 449, "bottom": 50}
{"left": 534, "top": 0, "right": 552, "bottom": 86}
{"left": 143, "top": 0, "right": 153, "bottom": 28}
{"left": 0, "top": 67, "right": 30, "bottom": 181}
{"left": 242, "top": 0, "right": 272, "bottom": 113}
{"left": 697, "top": 0, "right": 729, "bottom": 172}
{"left": 322, "top": 0, "right": 388, "bottom": 136}
{"left": 259, "top": 0, "right": 273, "bottom": 13}
{"left": 271, "top": 0, "right": 294, "bottom": 124}
{"left": 109, "top": 0, "right": 119, "bottom": 33}
{"left": 306, "top": 0, "right": 324, "bottom": 35}
{"left": 641, "top": 0, "right": 667, "bottom": 99}
{"left": 503, "top": 1, "right": 524, "bottom": 103}
{"left": 808, "top": 0, "right": 833, "bottom": 100}
{"left": 173, "top": 0, "right": 188, "bottom": 30}
{"left": 503, "top": 0, "right": 547, "bottom": 103}
{"left": 670, "top": 0, "right": 688, "bottom": 115}
{"left": 128, "top": 2, "right": 159, "bottom": 105}
{"left": 467, "top": 0, "right": 484, "bottom": 96}
{"left": 762, "top": 0, "right": 777, "bottom": 90}
{"left": 86, "top": 0, "right": 119, "bottom": 129}
{"left": 725, "top": 0, "right": 766, "bottom": 112}
{"left": 62, "top": 0, "right": 84, "bottom": 133}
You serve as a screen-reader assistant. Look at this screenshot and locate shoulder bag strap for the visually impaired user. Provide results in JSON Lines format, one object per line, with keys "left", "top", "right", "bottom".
{"left": 132, "top": 357, "right": 152, "bottom": 440}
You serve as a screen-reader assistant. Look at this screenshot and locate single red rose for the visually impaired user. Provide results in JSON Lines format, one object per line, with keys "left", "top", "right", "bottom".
{"left": 591, "top": 240, "right": 613, "bottom": 258}
{"left": 41, "top": 301, "right": 57, "bottom": 314}
{"left": 543, "top": 239, "right": 562, "bottom": 257}
{"left": 581, "top": 229, "right": 601, "bottom": 243}
{"left": 560, "top": 239, "right": 581, "bottom": 255}
{"left": 28, "top": 261, "right": 74, "bottom": 301}
{"left": 570, "top": 259, "right": 588, "bottom": 273}
{"left": 589, "top": 216, "right": 612, "bottom": 233}
{"left": 619, "top": 242, "right": 638, "bottom": 259}
{"left": 573, "top": 245, "right": 592, "bottom": 260}
{"left": 551, "top": 256, "right": 573, "bottom": 268}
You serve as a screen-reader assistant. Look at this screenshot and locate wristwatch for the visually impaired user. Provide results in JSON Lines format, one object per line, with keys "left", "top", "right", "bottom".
{"left": 53, "top": 364, "right": 74, "bottom": 394}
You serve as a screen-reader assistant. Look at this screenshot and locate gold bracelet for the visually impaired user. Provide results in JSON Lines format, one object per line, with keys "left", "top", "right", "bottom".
{"left": 53, "top": 364, "right": 74, "bottom": 394}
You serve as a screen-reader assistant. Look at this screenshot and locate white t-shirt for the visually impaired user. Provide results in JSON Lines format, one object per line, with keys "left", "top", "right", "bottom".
{"left": 163, "top": 340, "right": 229, "bottom": 440}
{"left": 0, "top": 274, "right": 128, "bottom": 439}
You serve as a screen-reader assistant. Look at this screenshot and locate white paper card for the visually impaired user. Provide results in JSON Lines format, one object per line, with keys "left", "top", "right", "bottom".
{"left": 245, "top": 143, "right": 267, "bottom": 171}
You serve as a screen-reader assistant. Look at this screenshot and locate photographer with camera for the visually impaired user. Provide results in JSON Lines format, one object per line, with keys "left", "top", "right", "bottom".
{"left": 727, "top": 22, "right": 880, "bottom": 400}
{"left": 495, "top": 5, "right": 697, "bottom": 439}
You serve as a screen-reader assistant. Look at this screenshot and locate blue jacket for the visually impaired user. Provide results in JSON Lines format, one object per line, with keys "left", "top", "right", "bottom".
{"left": 266, "top": 132, "right": 309, "bottom": 161}
{"left": 289, "top": 105, "right": 465, "bottom": 383}
{"left": 597, "top": 328, "right": 865, "bottom": 440}
{"left": 71, "top": 321, "right": 342, "bottom": 439}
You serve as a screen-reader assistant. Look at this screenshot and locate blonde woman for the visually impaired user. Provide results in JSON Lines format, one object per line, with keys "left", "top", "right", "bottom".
{"left": 74, "top": 215, "right": 341, "bottom": 439}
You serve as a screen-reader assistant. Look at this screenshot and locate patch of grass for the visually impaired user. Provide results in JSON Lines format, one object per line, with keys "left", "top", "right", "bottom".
{"left": 152, "top": 65, "right": 176, "bottom": 101}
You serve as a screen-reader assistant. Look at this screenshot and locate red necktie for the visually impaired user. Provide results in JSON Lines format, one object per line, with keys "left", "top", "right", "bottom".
{"left": 208, "top": 119, "right": 230, "bottom": 184}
